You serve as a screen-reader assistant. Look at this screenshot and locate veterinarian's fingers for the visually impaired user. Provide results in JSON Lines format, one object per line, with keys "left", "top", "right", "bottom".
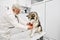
{"left": 28, "top": 25, "right": 33, "bottom": 30}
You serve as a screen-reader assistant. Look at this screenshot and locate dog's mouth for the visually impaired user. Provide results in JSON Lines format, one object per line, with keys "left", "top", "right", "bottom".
{"left": 31, "top": 17, "right": 34, "bottom": 19}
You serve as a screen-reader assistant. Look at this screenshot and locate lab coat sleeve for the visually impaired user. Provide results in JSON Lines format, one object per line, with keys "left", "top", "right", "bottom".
{"left": 4, "top": 13, "right": 28, "bottom": 30}
{"left": 18, "top": 17, "right": 28, "bottom": 26}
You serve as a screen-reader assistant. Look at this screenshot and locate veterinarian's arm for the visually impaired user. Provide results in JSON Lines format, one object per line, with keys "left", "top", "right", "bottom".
{"left": 5, "top": 13, "right": 28, "bottom": 30}
{"left": 18, "top": 17, "right": 28, "bottom": 26}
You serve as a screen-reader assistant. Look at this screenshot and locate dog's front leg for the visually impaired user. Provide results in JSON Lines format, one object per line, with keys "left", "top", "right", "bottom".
{"left": 30, "top": 28, "right": 37, "bottom": 37}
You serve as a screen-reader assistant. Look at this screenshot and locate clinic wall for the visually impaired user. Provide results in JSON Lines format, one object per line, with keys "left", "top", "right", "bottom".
{"left": 31, "top": 0, "right": 60, "bottom": 40}
{"left": 46, "top": 0, "right": 60, "bottom": 40}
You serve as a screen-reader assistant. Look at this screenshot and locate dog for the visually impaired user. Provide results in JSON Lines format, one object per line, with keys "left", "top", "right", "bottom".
{"left": 26, "top": 12, "right": 42, "bottom": 37}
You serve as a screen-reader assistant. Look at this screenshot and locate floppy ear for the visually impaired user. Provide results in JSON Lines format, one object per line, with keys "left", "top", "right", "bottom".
{"left": 26, "top": 12, "right": 31, "bottom": 17}
{"left": 34, "top": 12, "right": 39, "bottom": 20}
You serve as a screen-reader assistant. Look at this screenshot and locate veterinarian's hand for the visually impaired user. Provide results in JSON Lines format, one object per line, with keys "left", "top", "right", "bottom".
{"left": 27, "top": 23, "right": 33, "bottom": 30}
{"left": 28, "top": 25, "right": 33, "bottom": 30}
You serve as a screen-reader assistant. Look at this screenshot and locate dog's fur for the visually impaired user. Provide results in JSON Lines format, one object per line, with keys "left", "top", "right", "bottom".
{"left": 27, "top": 12, "right": 42, "bottom": 37}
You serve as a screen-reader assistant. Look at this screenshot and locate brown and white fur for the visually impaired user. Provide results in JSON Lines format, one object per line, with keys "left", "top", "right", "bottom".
{"left": 27, "top": 12, "right": 42, "bottom": 37}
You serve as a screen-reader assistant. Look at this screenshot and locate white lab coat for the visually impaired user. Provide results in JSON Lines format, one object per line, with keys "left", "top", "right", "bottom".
{"left": 0, "top": 9, "right": 30, "bottom": 40}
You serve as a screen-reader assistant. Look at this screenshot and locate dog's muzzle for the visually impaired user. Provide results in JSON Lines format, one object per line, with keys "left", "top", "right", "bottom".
{"left": 31, "top": 17, "right": 34, "bottom": 19}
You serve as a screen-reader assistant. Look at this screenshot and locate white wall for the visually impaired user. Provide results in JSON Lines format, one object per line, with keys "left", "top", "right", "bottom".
{"left": 46, "top": 0, "right": 60, "bottom": 40}
{"left": 31, "top": 0, "right": 60, "bottom": 40}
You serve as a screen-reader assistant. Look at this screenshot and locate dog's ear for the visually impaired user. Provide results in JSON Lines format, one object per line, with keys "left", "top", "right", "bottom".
{"left": 26, "top": 12, "right": 30, "bottom": 17}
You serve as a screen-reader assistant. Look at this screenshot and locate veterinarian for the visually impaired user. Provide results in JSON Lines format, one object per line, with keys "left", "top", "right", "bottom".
{"left": 0, "top": 4, "right": 33, "bottom": 40}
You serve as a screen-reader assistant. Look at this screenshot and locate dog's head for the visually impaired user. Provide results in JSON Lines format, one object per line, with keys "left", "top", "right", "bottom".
{"left": 26, "top": 12, "right": 38, "bottom": 21}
